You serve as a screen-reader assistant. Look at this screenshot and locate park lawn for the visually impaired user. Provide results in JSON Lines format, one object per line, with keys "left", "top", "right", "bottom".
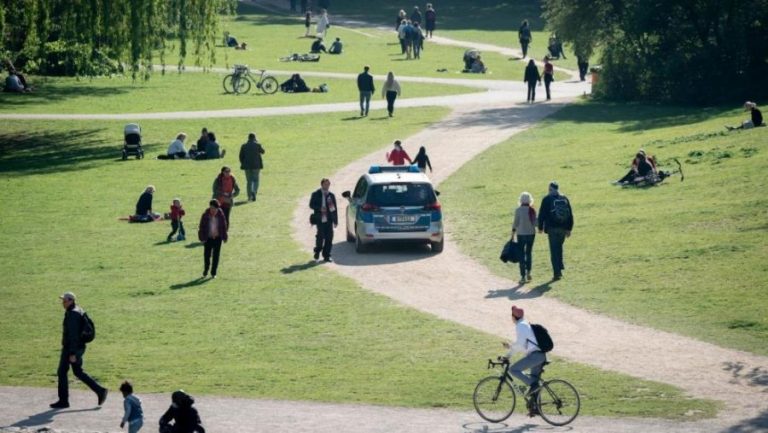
{"left": 158, "top": 3, "right": 536, "bottom": 82}
{"left": 439, "top": 101, "right": 768, "bottom": 356}
{"left": 0, "top": 73, "right": 478, "bottom": 115}
{"left": 0, "top": 109, "right": 719, "bottom": 419}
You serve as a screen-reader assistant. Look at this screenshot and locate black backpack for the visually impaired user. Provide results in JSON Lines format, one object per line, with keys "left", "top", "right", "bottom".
{"left": 81, "top": 312, "right": 96, "bottom": 344}
{"left": 550, "top": 196, "right": 571, "bottom": 225}
{"left": 530, "top": 323, "right": 553, "bottom": 352}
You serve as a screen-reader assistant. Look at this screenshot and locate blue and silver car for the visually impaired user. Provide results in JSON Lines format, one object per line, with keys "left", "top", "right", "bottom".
{"left": 341, "top": 165, "right": 444, "bottom": 253}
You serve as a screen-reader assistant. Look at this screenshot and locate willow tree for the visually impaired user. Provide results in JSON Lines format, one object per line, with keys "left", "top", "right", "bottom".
{"left": 0, "top": 0, "right": 235, "bottom": 78}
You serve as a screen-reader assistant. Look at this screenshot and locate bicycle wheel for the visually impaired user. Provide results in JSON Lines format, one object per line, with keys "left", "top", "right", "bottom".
{"left": 473, "top": 376, "right": 517, "bottom": 423}
{"left": 537, "top": 379, "right": 580, "bottom": 426}
{"left": 233, "top": 76, "right": 251, "bottom": 94}
{"left": 222, "top": 74, "right": 236, "bottom": 94}
{"left": 260, "top": 76, "right": 278, "bottom": 94}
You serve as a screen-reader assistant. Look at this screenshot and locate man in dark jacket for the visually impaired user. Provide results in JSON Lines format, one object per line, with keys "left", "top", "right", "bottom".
{"left": 50, "top": 292, "right": 108, "bottom": 409}
{"left": 238, "top": 133, "right": 265, "bottom": 202}
{"left": 198, "top": 200, "right": 228, "bottom": 279}
{"left": 356, "top": 65, "right": 375, "bottom": 117}
{"left": 537, "top": 182, "right": 574, "bottom": 280}
{"left": 309, "top": 178, "right": 338, "bottom": 262}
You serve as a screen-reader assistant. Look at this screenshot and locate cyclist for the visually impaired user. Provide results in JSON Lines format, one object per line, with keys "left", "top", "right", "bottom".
{"left": 502, "top": 305, "right": 545, "bottom": 417}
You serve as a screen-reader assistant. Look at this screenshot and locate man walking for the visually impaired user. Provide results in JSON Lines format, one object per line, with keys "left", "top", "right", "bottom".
{"left": 50, "top": 292, "right": 108, "bottom": 409}
{"left": 357, "top": 65, "right": 375, "bottom": 117}
{"left": 239, "top": 132, "right": 265, "bottom": 202}
{"left": 309, "top": 178, "right": 338, "bottom": 262}
{"left": 537, "top": 181, "right": 573, "bottom": 280}
{"left": 198, "top": 199, "right": 228, "bottom": 279}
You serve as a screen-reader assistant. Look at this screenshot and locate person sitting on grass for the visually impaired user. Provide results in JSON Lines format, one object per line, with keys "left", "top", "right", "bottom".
{"left": 159, "top": 390, "right": 205, "bottom": 433}
{"left": 4, "top": 69, "right": 29, "bottom": 93}
{"left": 613, "top": 150, "right": 657, "bottom": 185}
{"left": 131, "top": 185, "right": 161, "bottom": 222}
{"left": 328, "top": 37, "right": 343, "bottom": 54}
{"left": 726, "top": 101, "right": 763, "bottom": 130}
{"left": 310, "top": 38, "right": 327, "bottom": 54}
{"left": 204, "top": 132, "right": 225, "bottom": 159}
{"left": 158, "top": 133, "right": 188, "bottom": 159}
{"left": 280, "top": 74, "right": 310, "bottom": 93}
{"left": 470, "top": 55, "right": 487, "bottom": 73}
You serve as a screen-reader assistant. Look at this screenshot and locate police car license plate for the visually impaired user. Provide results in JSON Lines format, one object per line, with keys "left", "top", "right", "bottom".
{"left": 390, "top": 215, "right": 418, "bottom": 224}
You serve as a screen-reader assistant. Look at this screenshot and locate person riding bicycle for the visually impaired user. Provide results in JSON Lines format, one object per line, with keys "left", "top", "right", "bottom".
{"left": 502, "top": 305, "right": 545, "bottom": 417}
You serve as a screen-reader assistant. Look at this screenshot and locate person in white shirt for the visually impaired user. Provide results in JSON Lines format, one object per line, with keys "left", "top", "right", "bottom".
{"left": 502, "top": 305, "right": 546, "bottom": 414}
{"left": 166, "top": 133, "right": 188, "bottom": 159}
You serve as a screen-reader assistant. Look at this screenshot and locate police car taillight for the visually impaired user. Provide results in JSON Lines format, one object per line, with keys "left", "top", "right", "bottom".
{"left": 424, "top": 201, "right": 441, "bottom": 211}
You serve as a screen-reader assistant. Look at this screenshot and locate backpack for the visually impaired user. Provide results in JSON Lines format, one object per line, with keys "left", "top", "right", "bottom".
{"left": 550, "top": 196, "right": 571, "bottom": 225}
{"left": 81, "top": 312, "right": 96, "bottom": 344}
{"left": 530, "top": 323, "right": 553, "bottom": 352}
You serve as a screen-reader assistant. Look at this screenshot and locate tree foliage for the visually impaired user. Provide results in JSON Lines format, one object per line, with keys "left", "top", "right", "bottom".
{"left": 543, "top": 0, "right": 768, "bottom": 104}
{"left": 0, "top": 0, "right": 236, "bottom": 78}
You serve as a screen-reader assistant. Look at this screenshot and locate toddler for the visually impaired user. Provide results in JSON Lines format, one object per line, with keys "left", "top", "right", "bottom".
{"left": 167, "top": 198, "right": 186, "bottom": 242}
{"left": 120, "top": 381, "right": 144, "bottom": 433}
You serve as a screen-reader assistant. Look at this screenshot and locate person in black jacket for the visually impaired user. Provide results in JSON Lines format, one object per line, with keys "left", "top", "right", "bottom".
{"left": 134, "top": 185, "right": 157, "bottom": 221}
{"left": 523, "top": 59, "right": 541, "bottom": 103}
{"left": 413, "top": 146, "right": 433, "bottom": 173}
{"left": 356, "top": 65, "right": 375, "bottom": 117}
{"left": 50, "top": 292, "right": 108, "bottom": 409}
{"left": 310, "top": 38, "right": 327, "bottom": 53}
{"left": 159, "top": 390, "right": 205, "bottom": 433}
{"left": 537, "top": 182, "right": 574, "bottom": 281}
{"left": 239, "top": 133, "right": 266, "bottom": 201}
{"left": 309, "top": 178, "right": 338, "bottom": 262}
{"left": 726, "top": 101, "right": 763, "bottom": 130}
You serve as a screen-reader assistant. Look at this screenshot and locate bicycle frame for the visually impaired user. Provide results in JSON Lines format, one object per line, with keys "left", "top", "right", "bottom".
{"left": 488, "top": 358, "right": 541, "bottom": 403}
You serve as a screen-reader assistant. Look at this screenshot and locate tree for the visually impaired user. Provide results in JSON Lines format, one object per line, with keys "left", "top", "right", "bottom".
{"left": 543, "top": 0, "right": 768, "bottom": 104}
{"left": 0, "top": 0, "right": 236, "bottom": 79}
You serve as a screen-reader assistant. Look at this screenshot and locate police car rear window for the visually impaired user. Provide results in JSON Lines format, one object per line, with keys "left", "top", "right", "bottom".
{"left": 368, "top": 183, "right": 435, "bottom": 207}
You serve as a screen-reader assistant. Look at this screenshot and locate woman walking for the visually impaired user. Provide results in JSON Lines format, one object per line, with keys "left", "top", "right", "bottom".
{"left": 543, "top": 56, "right": 554, "bottom": 100}
{"left": 523, "top": 59, "right": 541, "bottom": 103}
{"left": 424, "top": 3, "right": 436, "bottom": 38}
{"left": 512, "top": 192, "right": 537, "bottom": 284}
{"left": 212, "top": 166, "right": 240, "bottom": 225}
{"left": 381, "top": 72, "right": 402, "bottom": 117}
{"left": 412, "top": 146, "right": 432, "bottom": 173}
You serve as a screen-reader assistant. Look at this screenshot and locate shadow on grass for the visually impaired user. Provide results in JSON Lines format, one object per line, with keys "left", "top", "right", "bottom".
{"left": 0, "top": 82, "right": 131, "bottom": 112}
{"left": 0, "top": 129, "right": 119, "bottom": 175}
{"left": 280, "top": 260, "right": 322, "bottom": 274}
{"left": 341, "top": 116, "right": 363, "bottom": 121}
{"left": 8, "top": 407, "right": 101, "bottom": 429}
{"left": 485, "top": 280, "right": 553, "bottom": 300}
{"left": 170, "top": 277, "right": 210, "bottom": 290}
{"left": 185, "top": 242, "right": 204, "bottom": 249}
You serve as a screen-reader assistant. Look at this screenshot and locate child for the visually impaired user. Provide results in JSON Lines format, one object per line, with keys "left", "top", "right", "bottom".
{"left": 167, "top": 198, "right": 186, "bottom": 242}
{"left": 304, "top": 12, "right": 311, "bottom": 37}
{"left": 120, "top": 381, "right": 144, "bottom": 433}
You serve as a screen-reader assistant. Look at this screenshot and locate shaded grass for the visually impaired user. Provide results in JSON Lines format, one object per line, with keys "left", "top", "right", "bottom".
{"left": 440, "top": 101, "right": 768, "bottom": 356}
{"left": 0, "top": 73, "right": 477, "bottom": 115}
{"left": 0, "top": 108, "right": 718, "bottom": 419}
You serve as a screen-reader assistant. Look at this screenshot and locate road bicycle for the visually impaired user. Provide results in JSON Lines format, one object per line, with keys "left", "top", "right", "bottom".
{"left": 473, "top": 357, "right": 580, "bottom": 426}
{"left": 222, "top": 64, "right": 278, "bottom": 95}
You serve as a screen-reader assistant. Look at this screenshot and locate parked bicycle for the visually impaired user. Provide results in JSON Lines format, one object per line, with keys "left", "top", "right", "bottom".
{"left": 473, "top": 357, "right": 580, "bottom": 426}
{"left": 222, "top": 64, "right": 278, "bottom": 95}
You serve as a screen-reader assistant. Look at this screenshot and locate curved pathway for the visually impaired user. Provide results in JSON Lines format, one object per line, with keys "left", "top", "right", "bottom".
{"left": 0, "top": 5, "right": 766, "bottom": 433}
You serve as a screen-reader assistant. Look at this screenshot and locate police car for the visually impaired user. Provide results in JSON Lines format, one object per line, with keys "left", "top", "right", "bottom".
{"left": 341, "top": 165, "right": 444, "bottom": 253}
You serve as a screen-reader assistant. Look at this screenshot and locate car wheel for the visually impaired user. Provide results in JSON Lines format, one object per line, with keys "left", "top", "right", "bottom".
{"left": 346, "top": 228, "right": 355, "bottom": 243}
{"left": 431, "top": 238, "right": 444, "bottom": 253}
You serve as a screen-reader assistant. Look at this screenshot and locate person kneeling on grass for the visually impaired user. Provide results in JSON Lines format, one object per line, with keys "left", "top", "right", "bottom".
{"left": 131, "top": 185, "right": 161, "bottom": 222}
{"left": 726, "top": 101, "right": 763, "bottom": 130}
{"left": 280, "top": 74, "right": 310, "bottom": 93}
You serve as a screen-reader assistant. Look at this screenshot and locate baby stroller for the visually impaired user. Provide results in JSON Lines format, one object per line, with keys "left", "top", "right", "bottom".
{"left": 122, "top": 123, "right": 144, "bottom": 160}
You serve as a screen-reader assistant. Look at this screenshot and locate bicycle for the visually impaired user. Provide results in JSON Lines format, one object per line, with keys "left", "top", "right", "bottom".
{"left": 222, "top": 65, "right": 278, "bottom": 95}
{"left": 473, "top": 357, "right": 580, "bottom": 426}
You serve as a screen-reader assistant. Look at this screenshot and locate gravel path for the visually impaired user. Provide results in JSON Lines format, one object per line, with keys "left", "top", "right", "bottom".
{"left": 1, "top": 4, "right": 766, "bottom": 432}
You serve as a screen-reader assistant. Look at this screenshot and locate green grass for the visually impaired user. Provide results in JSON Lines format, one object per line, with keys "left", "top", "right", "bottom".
{"left": 0, "top": 109, "right": 718, "bottom": 419}
{"left": 0, "top": 73, "right": 478, "bottom": 114}
{"left": 158, "top": 3, "right": 543, "bottom": 81}
{"left": 440, "top": 101, "right": 768, "bottom": 356}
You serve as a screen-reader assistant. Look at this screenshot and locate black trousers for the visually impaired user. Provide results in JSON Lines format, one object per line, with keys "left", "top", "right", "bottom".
{"left": 314, "top": 222, "right": 334, "bottom": 259}
{"left": 57, "top": 349, "right": 105, "bottom": 403}
{"left": 544, "top": 76, "right": 553, "bottom": 100}
{"left": 386, "top": 91, "right": 398, "bottom": 115}
{"left": 222, "top": 206, "right": 231, "bottom": 225}
{"left": 168, "top": 220, "right": 185, "bottom": 239}
{"left": 527, "top": 82, "right": 537, "bottom": 101}
{"left": 203, "top": 238, "right": 223, "bottom": 276}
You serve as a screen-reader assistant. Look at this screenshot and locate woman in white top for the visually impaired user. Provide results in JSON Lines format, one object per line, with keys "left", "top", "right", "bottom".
{"left": 166, "top": 133, "right": 187, "bottom": 159}
{"left": 512, "top": 191, "right": 537, "bottom": 283}
{"left": 381, "top": 72, "right": 402, "bottom": 117}
{"left": 316, "top": 9, "right": 330, "bottom": 39}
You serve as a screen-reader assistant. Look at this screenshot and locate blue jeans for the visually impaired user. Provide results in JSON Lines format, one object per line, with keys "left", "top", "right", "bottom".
{"left": 547, "top": 227, "right": 567, "bottom": 277}
{"left": 509, "top": 350, "right": 546, "bottom": 387}
{"left": 359, "top": 91, "right": 372, "bottom": 115}
{"left": 244, "top": 168, "right": 261, "bottom": 198}
{"left": 128, "top": 419, "right": 143, "bottom": 433}
{"left": 517, "top": 234, "right": 535, "bottom": 277}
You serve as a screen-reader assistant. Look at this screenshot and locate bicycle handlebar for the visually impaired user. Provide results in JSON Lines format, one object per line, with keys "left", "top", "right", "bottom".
{"left": 487, "top": 357, "right": 509, "bottom": 369}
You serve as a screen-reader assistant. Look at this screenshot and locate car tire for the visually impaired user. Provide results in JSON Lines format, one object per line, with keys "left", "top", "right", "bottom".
{"left": 346, "top": 229, "right": 355, "bottom": 242}
{"left": 431, "top": 238, "right": 444, "bottom": 253}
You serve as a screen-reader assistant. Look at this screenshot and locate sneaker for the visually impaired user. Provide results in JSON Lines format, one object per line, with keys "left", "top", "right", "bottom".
{"left": 553, "top": 274, "right": 562, "bottom": 281}
{"left": 202, "top": 272, "right": 208, "bottom": 279}
{"left": 211, "top": 275, "right": 217, "bottom": 279}
{"left": 97, "top": 389, "right": 108, "bottom": 406}
{"left": 323, "top": 257, "right": 333, "bottom": 263}
{"left": 49, "top": 401, "right": 70, "bottom": 409}
{"left": 519, "top": 276, "right": 526, "bottom": 284}
{"left": 176, "top": 235, "right": 185, "bottom": 241}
